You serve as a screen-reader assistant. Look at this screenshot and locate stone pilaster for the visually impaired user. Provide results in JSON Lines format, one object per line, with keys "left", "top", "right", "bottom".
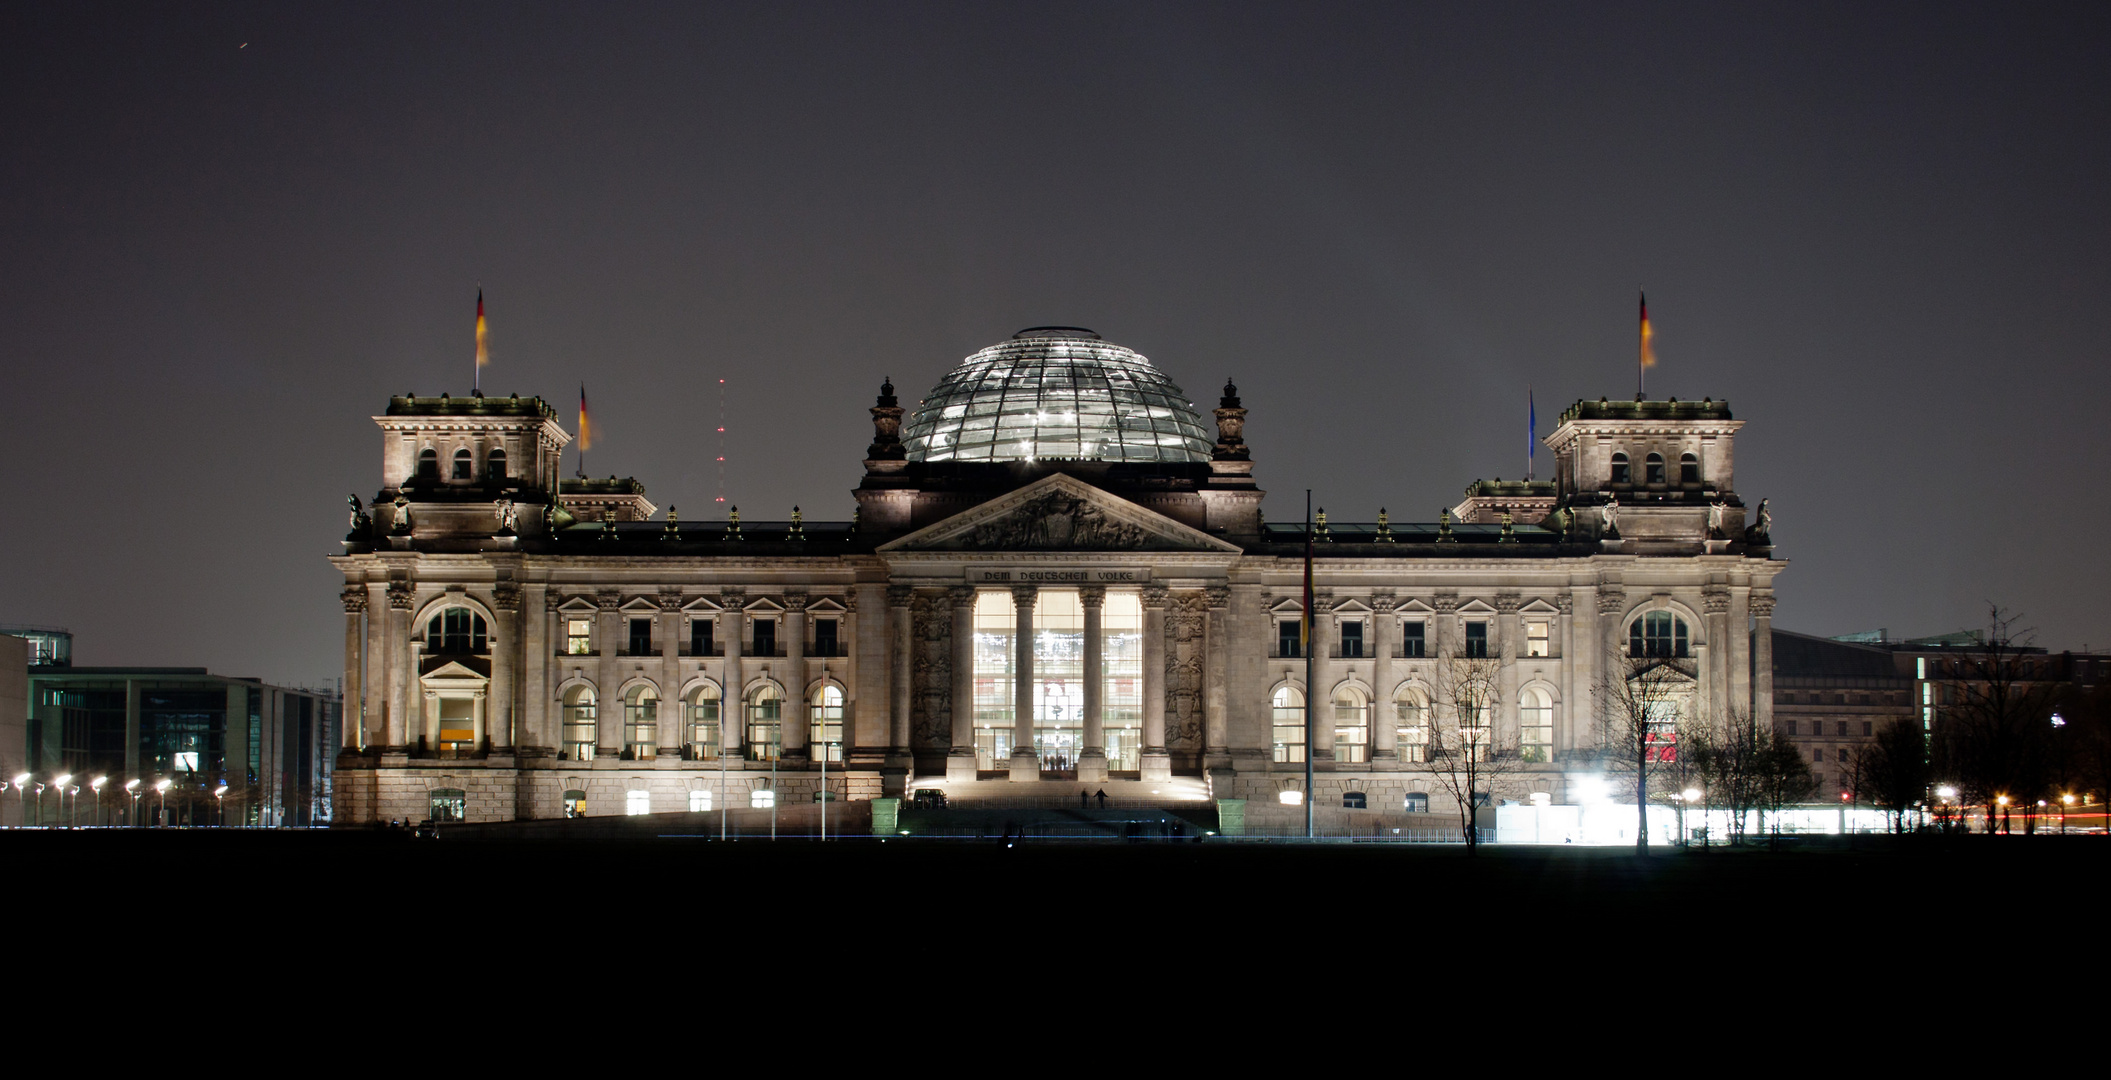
{"left": 658, "top": 589, "right": 683, "bottom": 756}
{"left": 888, "top": 584, "right": 913, "bottom": 771}
{"left": 1751, "top": 592, "right": 1775, "bottom": 729}
{"left": 342, "top": 587, "right": 366, "bottom": 750}
{"left": 783, "top": 594, "right": 809, "bottom": 762}
{"left": 1701, "top": 588, "right": 1730, "bottom": 726}
{"left": 1496, "top": 593, "right": 1521, "bottom": 746}
{"left": 365, "top": 582, "right": 389, "bottom": 750}
{"left": 1140, "top": 584, "right": 1171, "bottom": 781}
{"left": 720, "top": 590, "right": 745, "bottom": 758}
{"left": 386, "top": 580, "right": 415, "bottom": 750}
{"left": 1310, "top": 595, "right": 1336, "bottom": 763}
{"left": 1370, "top": 594, "right": 1396, "bottom": 765}
{"left": 490, "top": 580, "right": 520, "bottom": 752}
{"left": 1009, "top": 585, "right": 1039, "bottom": 781}
{"left": 946, "top": 586, "right": 977, "bottom": 781}
{"left": 595, "top": 589, "right": 622, "bottom": 758}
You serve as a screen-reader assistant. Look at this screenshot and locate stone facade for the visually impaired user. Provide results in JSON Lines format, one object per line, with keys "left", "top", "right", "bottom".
{"left": 330, "top": 331, "right": 1784, "bottom": 826}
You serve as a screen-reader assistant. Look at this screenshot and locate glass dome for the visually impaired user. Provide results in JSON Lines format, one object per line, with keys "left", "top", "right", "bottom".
{"left": 902, "top": 328, "right": 1213, "bottom": 463}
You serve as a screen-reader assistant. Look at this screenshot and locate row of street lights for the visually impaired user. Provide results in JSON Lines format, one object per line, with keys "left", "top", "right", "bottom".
{"left": 5, "top": 772, "right": 189, "bottom": 827}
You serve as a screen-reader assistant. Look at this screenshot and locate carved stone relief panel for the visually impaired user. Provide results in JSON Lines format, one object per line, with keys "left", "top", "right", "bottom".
{"left": 1164, "top": 591, "right": 1208, "bottom": 751}
{"left": 909, "top": 592, "right": 952, "bottom": 749}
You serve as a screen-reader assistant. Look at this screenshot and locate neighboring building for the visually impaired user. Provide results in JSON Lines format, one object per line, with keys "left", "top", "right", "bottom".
{"left": 1769, "top": 630, "right": 1914, "bottom": 797}
{"left": 19, "top": 665, "right": 340, "bottom": 827}
{"left": 1, "top": 624, "right": 73, "bottom": 667}
{"left": 0, "top": 635, "right": 25, "bottom": 827}
{"left": 329, "top": 326, "right": 1786, "bottom": 827}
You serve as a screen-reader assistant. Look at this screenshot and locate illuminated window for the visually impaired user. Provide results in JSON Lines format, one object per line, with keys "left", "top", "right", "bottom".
{"left": 1404, "top": 792, "right": 1430, "bottom": 813}
{"left": 1401, "top": 620, "right": 1426, "bottom": 658}
{"left": 1464, "top": 621, "right": 1489, "bottom": 658}
{"left": 429, "top": 788, "right": 466, "bottom": 823}
{"left": 750, "top": 788, "right": 775, "bottom": 809}
{"left": 566, "top": 619, "right": 592, "bottom": 655}
{"left": 1101, "top": 591, "right": 1143, "bottom": 771}
{"left": 1032, "top": 589, "right": 1085, "bottom": 765}
{"left": 809, "top": 684, "right": 844, "bottom": 763}
{"left": 623, "top": 684, "right": 658, "bottom": 759}
{"left": 560, "top": 685, "right": 596, "bottom": 761}
{"left": 425, "top": 608, "right": 488, "bottom": 654}
{"left": 452, "top": 448, "right": 473, "bottom": 480}
{"left": 1395, "top": 685, "right": 1429, "bottom": 763}
{"left": 1333, "top": 687, "right": 1368, "bottom": 763}
{"left": 1610, "top": 452, "right": 1630, "bottom": 485}
{"left": 686, "top": 683, "right": 721, "bottom": 759}
{"left": 745, "top": 684, "right": 782, "bottom": 761}
{"left": 1520, "top": 687, "right": 1553, "bottom": 763}
{"left": 1629, "top": 612, "right": 1689, "bottom": 658}
{"left": 972, "top": 591, "right": 1015, "bottom": 769}
{"left": 1271, "top": 685, "right": 1306, "bottom": 764}
{"left": 625, "top": 789, "right": 650, "bottom": 816}
{"left": 688, "top": 789, "right": 711, "bottom": 812}
{"left": 1339, "top": 620, "right": 1364, "bottom": 658}
{"left": 562, "top": 789, "right": 587, "bottom": 817}
{"left": 1526, "top": 621, "right": 1550, "bottom": 657}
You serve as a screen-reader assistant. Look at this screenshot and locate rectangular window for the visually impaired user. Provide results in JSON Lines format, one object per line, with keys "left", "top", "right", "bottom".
{"left": 1862, "top": 721, "right": 1873, "bottom": 736}
{"left": 566, "top": 619, "right": 593, "bottom": 655}
{"left": 628, "top": 618, "right": 653, "bottom": 656}
{"left": 752, "top": 619, "right": 776, "bottom": 656}
{"left": 1402, "top": 621, "right": 1426, "bottom": 658}
{"left": 1464, "top": 621, "right": 1489, "bottom": 659}
{"left": 689, "top": 618, "right": 714, "bottom": 656}
{"left": 1837, "top": 720, "right": 1849, "bottom": 736}
{"left": 814, "top": 618, "right": 838, "bottom": 657}
{"left": 1339, "top": 620, "right": 1364, "bottom": 658}
{"left": 688, "top": 790, "right": 711, "bottom": 812}
{"left": 1526, "top": 622, "right": 1550, "bottom": 657}
{"left": 1278, "top": 619, "right": 1302, "bottom": 658}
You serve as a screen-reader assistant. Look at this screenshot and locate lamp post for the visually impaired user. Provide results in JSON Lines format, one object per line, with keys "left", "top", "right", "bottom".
{"left": 124, "top": 779, "right": 140, "bottom": 827}
{"left": 1996, "top": 794, "right": 2011, "bottom": 835}
{"left": 2061, "top": 793, "right": 2075, "bottom": 834}
{"left": 91, "top": 777, "right": 107, "bottom": 827}
{"left": 51, "top": 774, "right": 72, "bottom": 829}
{"left": 66, "top": 785, "right": 80, "bottom": 828}
{"left": 214, "top": 785, "right": 228, "bottom": 827}
{"left": 155, "top": 778, "right": 171, "bottom": 827}
{"left": 11, "top": 773, "right": 27, "bottom": 828}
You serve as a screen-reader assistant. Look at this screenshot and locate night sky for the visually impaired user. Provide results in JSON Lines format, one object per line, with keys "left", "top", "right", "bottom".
{"left": 5, "top": 2, "right": 2108, "bottom": 687}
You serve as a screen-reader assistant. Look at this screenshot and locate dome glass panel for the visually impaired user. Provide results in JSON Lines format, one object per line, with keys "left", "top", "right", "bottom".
{"left": 902, "top": 328, "right": 1212, "bottom": 463}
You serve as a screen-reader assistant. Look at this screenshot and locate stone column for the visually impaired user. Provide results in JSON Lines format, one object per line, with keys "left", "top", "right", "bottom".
{"left": 1310, "top": 598, "right": 1335, "bottom": 763}
{"left": 595, "top": 590, "right": 622, "bottom": 758}
{"left": 490, "top": 583, "right": 520, "bottom": 753}
{"left": 946, "top": 586, "right": 978, "bottom": 781}
{"left": 1496, "top": 593, "right": 1521, "bottom": 746}
{"left": 1140, "top": 585, "right": 1171, "bottom": 781}
{"left": 386, "top": 582, "right": 415, "bottom": 751}
{"left": 472, "top": 690, "right": 487, "bottom": 748}
{"left": 342, "top": 587, "right": 366, "bottom": 750}
{"left": 720, "top": 593, "right": 745, "bottom": 758}
{"left": 1204, "top": 586, "right": 1230, "bottom": 771}
{"left": 1371, "top": 595, "right": 1396, "bottom": 764}
{"left": 783, "top": 596, "right": 809, "bottom": 762}
{"left": 1701, "top": 589, "right": 1729, "bottom": 725}
{"left": 659, "top": 591, "right": 683, "bottom": 757}
{"left": 1078, "top": 586, "right": 1109, "bottom": 782}
{"left": 421, "top": 689, "right": 438, "bottom": 751}
{"left": 365, "top": 582, "right": 389, "bottom": 749}
{"left": 1556, "top": 593, "right": 1577, "bottom": 752}
{"left": 1009, "top": 585, "right": 1040, "bottom": 781}
{"left": 1751, "top": 592, "right": 1775, "bottom": 729}
{"left": 888, "top": 585, "right": 913, "bottom": 771}
{"left": 526, "top": 588, "right": 553, "bottom": 750}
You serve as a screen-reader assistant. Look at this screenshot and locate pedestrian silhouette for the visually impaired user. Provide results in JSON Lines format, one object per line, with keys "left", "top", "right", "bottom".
{"left": 1080, "top": 789, "right": 1089, "bottom": 809}
{"left": 1095, "top": 788, "right": 1108, "bottom": 808}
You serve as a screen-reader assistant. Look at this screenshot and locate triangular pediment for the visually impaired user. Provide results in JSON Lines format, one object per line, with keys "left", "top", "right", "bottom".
{"left": 876, "top": 473, "right": 1242, "bottom": 554}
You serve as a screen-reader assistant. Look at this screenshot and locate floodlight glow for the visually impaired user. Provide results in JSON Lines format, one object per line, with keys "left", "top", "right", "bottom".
{"left": 214, "top": 785, "right": 228, "bottom": 796}
{"left": 1681, "top": 788, "right": 1701, "bottom": 802}
{"left": 1936, "top": 785, "right": 1957, "bottom": 799}
{"left": 124, "top": 779, "right": 140, "bottom": 791}
{"left": 53, "top": 774, "right": 72, "bottom": 788}
{"left": 11, "top": 773, "right": 27, "bottom": 785}
{"left": 749, "top": 790, "right": 775, "bottom": 809}
{"left": 1574, "top": 776, "right": 1610, "bottom": 803}
{"left": 92, "top": 777, "right": 107, "bottom": 789}
{"left": 1278, "top": 790, "right": 1303, "bottom": 806}
{"left": 155, "top": 779, "right": 171, "bottom": 792}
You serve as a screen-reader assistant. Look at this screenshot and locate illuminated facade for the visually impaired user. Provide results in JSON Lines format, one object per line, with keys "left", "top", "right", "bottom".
{"left": 329, "top": 327, "right": 1784, "bottom": 827}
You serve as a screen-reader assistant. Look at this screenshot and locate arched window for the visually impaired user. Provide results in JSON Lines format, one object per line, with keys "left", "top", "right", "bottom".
{"left": 685, "top": 684, "right": 721, "bottom": 760}
{"left": 1342, "top": 791, "right": 1368, "bottom": 809}
{"left": 452, "top": 448, "right": 473, "bottom": 480}
{"left": 1645, "top": 452, "right": 1665, "bottom": 486}
{"left": 417, "top": 448, "right": 439, "bottom": 480}
{"left": 487, "top": 447, "right": 507, "bottom": 482}
{"left": 623, "top": 684, "right": 658, "bottom": 759}
{"left": 1271, "top": 686, "right": 1306, "bottom": 764}
{"left": 1404, "top": 792, "right": 1431, "bottom": 813}
{"left": 1680, "top": 452, "right": 1699, "bottom": 485}
{"left": 1629, "top": 611, "right": 1690, "bottom": 658}
{"left": 1333, "top": 687, "right": 1369, "bottom": 764}
{"left": 425, "top": 608, "right": 488, "bottom": 654}
{"left": 1610, "top": 452, "right": 1630, "bottom": 485}
{"left": 429, "top": 788, "right": 466, "bottom": 823}
{"left": 561, "top": 685, "right": 596, "bottom": 761}
{"left": 1521, "top": 687, "right": 1554, "bottom": 762}
{"left": 745, "top": 684, "right": 782, "bottom": 761}
{"left": 562, "top": 788, "right": 587, "bottom": 817}
{"left": 810, "top": 684, "right": 844, "bottom": 764}
{"left": 1395, "top": 685, "right": 1429, "bottom": 763}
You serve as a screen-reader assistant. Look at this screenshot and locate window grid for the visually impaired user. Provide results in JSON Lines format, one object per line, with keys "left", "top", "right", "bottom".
{"left": 900, "top": 335, "right": 1213, "bottom": 464}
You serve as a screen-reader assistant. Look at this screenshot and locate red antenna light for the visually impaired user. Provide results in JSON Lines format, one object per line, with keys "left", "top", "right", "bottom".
{"left": 716, "top": 378, "right": 728, "bottom": 512}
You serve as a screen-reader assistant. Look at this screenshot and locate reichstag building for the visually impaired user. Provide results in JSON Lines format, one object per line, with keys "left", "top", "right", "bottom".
{"left": 330, "top": 326, "right": 1784, "bottom": 827}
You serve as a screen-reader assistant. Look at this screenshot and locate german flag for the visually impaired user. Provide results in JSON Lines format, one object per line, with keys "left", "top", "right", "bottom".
{"left": 1640, "top": 291, "right": 1657, "bottom": 369}
{"left": 475, "top": 289, "right": 488, "bottom": 371}
{"left": 578, "top": 383, "right": 592, "bottom": 450}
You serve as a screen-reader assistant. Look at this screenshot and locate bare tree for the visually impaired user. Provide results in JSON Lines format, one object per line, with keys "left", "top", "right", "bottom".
{"left": 1928, "top": 606, "right": 2060, "bottom": 833}
{"left": 1849, "top": 718, "right": 1932, "bottom": 834}
{"left": 1685, "top": 705, "right": 1769, "bottom": 845}
{"left": 1423, "top": 653, "right": 1522, "bottom": 854}
{"left": 1593, "top": 647, "right": 1696, "bottom": 853}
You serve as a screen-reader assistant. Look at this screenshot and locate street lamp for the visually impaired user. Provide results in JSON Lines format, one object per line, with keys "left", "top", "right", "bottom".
{"left": 124, "top": 779, "right": 140, "bottom": 827}
{"left": 52, "top": 774, "right": 72, "bottom": 829}
{"left": 67, "top": 786, "right": 80, "bottom": 828}
{"left": 214, "top": 785, "right": 228, "bottom": 827}
{"left": 1997, "top": 794, "right": 2011, "bottom": 835}
{"left": 2062, "top": 793, "right": 2075, "bottom": 834}
{"left": 11, "top": 772, "right": 27, "bottom": 828}
{"left": 91, "top": 777, "right": 107, "bottom": 828}
{"left": 154, "top": 779, "right": 171, "bottom": 827}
